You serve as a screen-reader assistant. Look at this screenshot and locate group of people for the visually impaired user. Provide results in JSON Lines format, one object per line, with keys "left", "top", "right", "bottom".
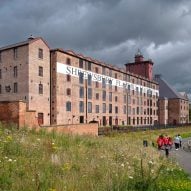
{"left": 156, "top": 134, "right": 182, "bottom": 157}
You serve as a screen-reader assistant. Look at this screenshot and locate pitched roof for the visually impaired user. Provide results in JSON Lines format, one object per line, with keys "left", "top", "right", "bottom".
{"left": 154, "top": 74, "right": 188, "bottom": 100}
{"left": 0, "top": 37, "right": 50, "bottom": 51}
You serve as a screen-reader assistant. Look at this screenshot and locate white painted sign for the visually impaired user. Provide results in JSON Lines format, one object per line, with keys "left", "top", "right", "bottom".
{"left": 57, "top": 62, "right": 159, "bottom": 96}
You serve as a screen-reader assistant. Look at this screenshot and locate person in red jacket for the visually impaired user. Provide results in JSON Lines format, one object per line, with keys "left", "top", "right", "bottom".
{"left": 163, "top": 135, "right": 173, "bottom": 157}
{"left": 157, "top": 135, "right": 164, "bottom": 150}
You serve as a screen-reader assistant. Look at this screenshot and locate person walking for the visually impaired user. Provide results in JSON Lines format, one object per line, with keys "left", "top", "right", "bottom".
{"left": 157, "top": 135, "right": 164, "bottom": 150}
{"left": 174, "top": 135, "right": 180, "bottom": 150}
{"left": 163, "top": 135, "right": 171, "bottom": 157}
{"left": 178, "top": 134, "right": 182, "bottom": 148}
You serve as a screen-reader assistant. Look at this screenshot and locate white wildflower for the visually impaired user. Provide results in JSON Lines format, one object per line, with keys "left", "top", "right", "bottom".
{"left": 151, "top": 169, "right": 154, "bottom": 173}
{"left": 37, "top": 138, "right": 40, "bottom": 141}
{"left": 128, "top": 166, "right": 131, "bottom": 169}
{"left": 5, "top": 156, "right": 8, "bottom": 159}
{"left": 129, "top": 176, "right": 133, "bottom": 179}
{"left": 8, "top": 159, "right": 12, "bottom": 162}
{"left": 121, "top": 163, "right": 124, "bottom": 167}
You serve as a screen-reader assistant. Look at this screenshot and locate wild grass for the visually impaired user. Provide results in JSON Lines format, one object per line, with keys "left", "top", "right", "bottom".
{"left": 0, "top": 123, "right": 191, "bottom": 191}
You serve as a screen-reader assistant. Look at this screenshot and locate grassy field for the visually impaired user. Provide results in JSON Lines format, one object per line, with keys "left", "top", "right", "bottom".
{"left": 0, "top": 123, "right": 191, "bottom": 191}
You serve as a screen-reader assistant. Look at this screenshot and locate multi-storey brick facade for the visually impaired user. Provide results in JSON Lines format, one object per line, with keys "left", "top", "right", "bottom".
{"left": 50, "top": 49, "right": 159, "bottom": 126}
{"left": 155, "top": 75, "right": 189, "bottom": 125}
{"left": 0, "top": 37, "right": 50, "bottom": 125}
{"left": 0, "top": 36, "right": 188, "bottom": 127}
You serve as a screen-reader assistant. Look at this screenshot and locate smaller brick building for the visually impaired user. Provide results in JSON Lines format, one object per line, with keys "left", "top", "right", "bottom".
{"left": 154, "top": 74, "right": 189, "bottom": 125}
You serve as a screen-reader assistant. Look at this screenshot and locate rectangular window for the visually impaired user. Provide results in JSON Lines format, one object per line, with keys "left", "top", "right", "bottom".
{"left": 66, "top": 58, "right": 71, "bottom": 65}
{"left": 66, "top": 88, "right": 71, "bottom": 96}
{"left": 124, "top": 95, "right": 126, "bottom": 103}
{"left": 79, "top": 59, "right": 83, "bottom": 68}
{"left": 79, "top": 72, "right": 84, "bottom": 84}
{"left": 38, "top": 113, "right": 44, "bottom": 125}
{"left": 13, "top": 48, "right": 18, "bottom": 59}
{"left": 38, "top": 48, "right": 43, "bottom": 59}
{"left": 109, "top": 69, "right": 112, "bottom": 77}
{"left": 95, "top": 67, "right": 99, "bottom": 73}
{"left": 102, "top": 67, "right": 106, "bottom": 75}
{"left": 0, "top": 69, "right": 1, "bottom": 79}
{"left": 39, "top": 84, "right": 43, "bottom": 94}
{"left": 128, "top": 106, "right": 131, "bottom": 115}
{"left": 109, "top": 104, "right": 112, "bottom": 113}
{"left": 128, "top": 95, "right": 131, "bottom": 104}
{"left": 137, "top": 107, "right": 139, "bottom": 115}
{"left": 95, "top": 82, "right": 99, "bottom": 88}
{"left": 79, "top": 87, "right": 84, "bottom": 98}
{"left": 115, "top": 106, "right": 118, "bottom": 114}
{"left": 66, "top": 101, "right": 71, "bottom": 111}
{"left": 115, "top": 96, "right": 118, "bottom": 102}
{"left": 109, "top": 92, "right": 112, "bottom": 102}
{"left": 88, "top": 74, "right": 92, "bottom": 86}
{"left": 102, "top": 90, "right": 106, "bottom": 101}
{"left": 115, "top": 73, "right": 117, "bottom": 79}
{"left": 96, "top": 93, "right": 99, "bottom": 100}
{"left": 39, "top": 66, "right": 43, "bottom": 77}
{"left": 123, "top": 105, "right": 126, "bottom": 114}
{"left": 102, "top": 103, "right": 106, "bottom": 113}
{"left": 67, "top": 75, "right": 71, "bottom": 82}
{"left": 102, "top": 78, "right": 106, "bottom": 88}
{"left": 0, "top": 84, "right": 1, "bottom": 94}
{"left": 88, "top": 88, "right": 92, "bottom": 99}
{"left": 14, "top": 82, "right": 18, "bottom": 93}
{"left": 95, "top": 105, "right": 99, "bottom": 113}
{"left": 79, "top": 101, "right": 84, "bottom": 113}
{"left": 88, "top": 102, "right": 92, "bottom": 113}
{"left": 115, "top": 86, "right": 117, "bottom": 92}
{"left": 0, "top": 52, "right": 1, "bottom": 62}
{"left": 87, "top": 62, "right": 91, "bottom": 70}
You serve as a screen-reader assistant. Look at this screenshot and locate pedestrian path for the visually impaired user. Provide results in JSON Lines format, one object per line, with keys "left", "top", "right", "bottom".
{"left": 170, "top": 138, "right": 191, "bottom": 176}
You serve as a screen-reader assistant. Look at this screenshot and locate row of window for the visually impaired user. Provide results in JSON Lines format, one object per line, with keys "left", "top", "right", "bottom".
{"left": 0, "top": 83, "right": 43, "bottom": 94}
{"left": 0, "top": 66, "right": 43, "bottom": 79}
{"left": 0, "top": 83, "right": 18, "bottom": 94}
{"left": 66, "top": 57, "right": 157, "bottom": 89}
{"left": 0, "top": 48, "right": 43, "bottom": 62}
{"left": 65, "top": 101, "right": 157, "bottom": 116}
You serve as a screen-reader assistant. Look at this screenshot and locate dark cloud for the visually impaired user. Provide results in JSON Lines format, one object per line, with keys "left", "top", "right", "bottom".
{"left": 0, "top": 0, "right": 191, "bottom": 93}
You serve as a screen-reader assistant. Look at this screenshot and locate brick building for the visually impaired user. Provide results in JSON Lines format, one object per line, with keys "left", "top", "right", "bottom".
{"left": 154, "top": 74, "right": 189, "bottom": 125}
{"left": 3, "top": 36, "right": 189, "bottom": 127}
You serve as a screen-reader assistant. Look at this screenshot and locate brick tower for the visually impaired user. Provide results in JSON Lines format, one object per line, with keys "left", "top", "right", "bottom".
{"left": 125, "top": 49, "right": 154, "bottom": 80}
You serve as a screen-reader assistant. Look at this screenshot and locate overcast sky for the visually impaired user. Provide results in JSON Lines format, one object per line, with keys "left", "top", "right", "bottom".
{"left": 0, "top": 0, "right": 191, "bottom": 92}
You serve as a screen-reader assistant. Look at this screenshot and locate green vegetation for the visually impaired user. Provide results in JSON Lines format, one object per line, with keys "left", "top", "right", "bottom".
{"left": 0, "top": 123, "right": 191, "bottom": 191}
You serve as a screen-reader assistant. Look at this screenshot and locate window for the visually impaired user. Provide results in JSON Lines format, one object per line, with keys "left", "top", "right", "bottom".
{"left": 66, "top": 88, "right": 71, "bottom": 96}
{"left": 115, "top": 73, "right": 117, "bottom": 79}
{"left": 102, "top": 78, "right": 106, "bottom": 88}
{"left": 79, "top": 59, "right": 83, "bottom": 68}
{"left": 96, "top": 93, "right": 99, "bottom": 100}
{"left": 123, "top": 105, "right": 126, "bottom": 114}
{"left": 109, "top": 92, "right": 112, "bottom": 102}
{"left": 66, "top": 101, "right": 71, "bottom": 111}
{"left": 128, "top": 95, "right": 131, "bottom": 104}
{"left": 96, "top": 105, "right": 99, "bottom": 113}
{"left": 115, "top": 96, "right": 118, "bottom": 102}
{"left": 88, "top": 88, "right": 92, "bottom": 99}
{"left": 13, "top": 48, "right": 18, "bottom": 59}
{"left": 88, "top": 102, "right": 92, "bottom": 113}
{"left": 0, "top": 84, "right": 1, "bottom": 94}
{"left": 137, "top": 107, "right": 139, "bottom": 115}
{"left": 79, "top": 101, "right": 84, "bottom": 113}
{"left": 39, "top": 84, "right": 43, "bottom": 94}
{"left": 38, "top": 66, "right": 43, "bottom": 77}
{"left": 102, "top": 90, "right": 106, "bottom": 101}
{"left": 124, "top": 95, "right": 127, "bottom": 103}
{"left": 88, "top": 74, "right": 92, "bottom": 86}
{"left": 66, "top": 58, "right": 71, "bottom": 65}
{"left": 87, "top": 62, "right": 91, "bottom": 70}
{"left": 67, "top": 75, "right": 71, "bottom": 82}
{"left": 79, "top": 73, "right": 84, "bottom": 84}
{"left": 109, "top": 69, "right": 112, "bottom": 77}
{"left": 128, "top": 106, "right": 131, "bottom": 115}
{"left": 0, "top": 69, "right": 1, "bottom": 79}
{"left": 115, "top": 86, "right": 117, "bottom": 92}
{"left": 79, "top": 87, "right": 84, "bottom": 98}
{"left": 115, "top": 106, "right": 118, "bottom": 114}
{"left": 38, "top": 113, "right": 44, "bottom": 125}
{"left": 95, "top": 82, "right": 99, "bottom": 88}
{"left": 102, "top": 67, "right": 106, "bottom": 75}
{"left": 38, "top": 48, "right": 43, "bottom": 59}
{"left": 0, "top": 52, "right": 1, "bottom": 62}
{"left": 14, "top": 82, "right": 18, "bottom": 93}
{"left": 109, "top": 104, "right": 112, "bottom": 113}
{"left": 102, "top": 103, "right": 106, "bottom": 113}
{"left": 95, "top": 67, "right": 99, "bottom": 73}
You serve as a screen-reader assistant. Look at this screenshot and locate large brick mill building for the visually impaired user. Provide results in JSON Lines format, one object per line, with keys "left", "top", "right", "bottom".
{"left": 0, "top": 37, "right": 188, "bottom": 127}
